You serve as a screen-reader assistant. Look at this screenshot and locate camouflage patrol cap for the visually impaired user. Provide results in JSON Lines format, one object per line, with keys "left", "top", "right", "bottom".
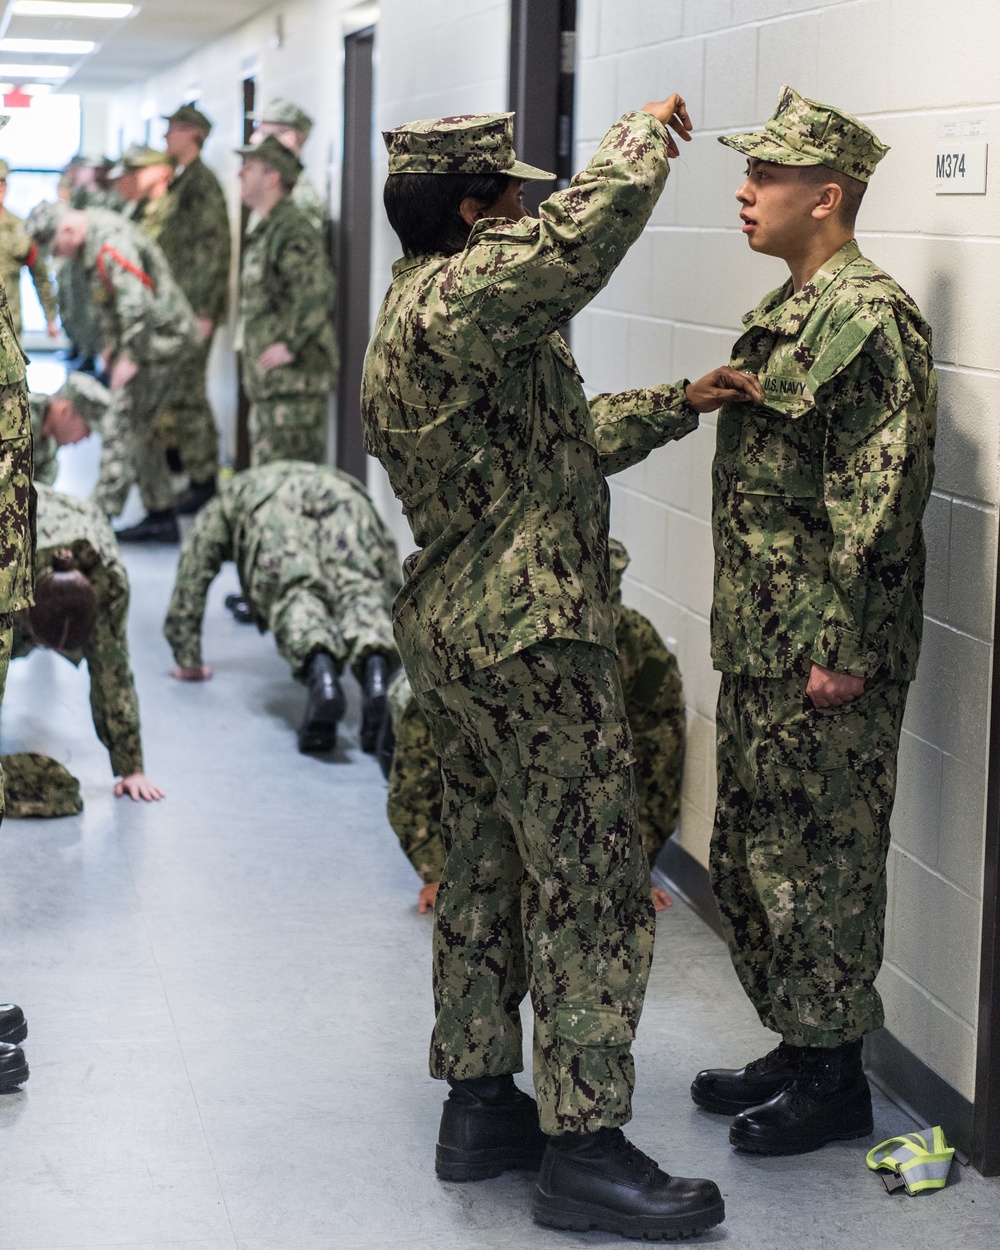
{"left": 0, "top": 160, "right": 9, "bottom": 180}
{"left": 108, "top": 144, "right": 172, "bottom": 180}
{"left": 25, "top": 200, "right": 66, "bottom": 252}
{"left": 255, "top": 98, "right": 313, "bottom": 137}
{"left": 163, "top": 104, "right": 213, "bottom": 134}
{"left": 719, "top": 84, "right": 889, "bottom": 183}
{"left": 58, "top": 371, "right": 110, "bottom": 429}
{"left": 383, "top": 113, "right": 556, "bottom": 180}
{"left": 235, "top": 134, "right": 303, "bottom": 185}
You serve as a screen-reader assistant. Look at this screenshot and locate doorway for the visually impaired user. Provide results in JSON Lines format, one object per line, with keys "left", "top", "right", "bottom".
{"left": 336, "top": 24, "right": 375, "bottom": 483}
{"left": 235, "top": 74, "right": 255, "bottom": 470}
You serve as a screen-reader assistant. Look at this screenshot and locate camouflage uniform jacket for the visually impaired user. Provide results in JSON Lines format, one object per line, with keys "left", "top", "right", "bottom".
{"left": 28, "top": 392, "right": 57, "bottom": 486}
{"left": 12, "top": 485, "right": 143, "bottom": 776}
{"left": 0, "top": 279, "right": 33, "bottom": 615}
{"left": 362, "top": 111, "right": 699, "bottom": 694}
{"left": 238, "top": 197, "right": 337, "bottom": 400}
{"left": 154, "top": 157, "right": 232, "bottom": 324}
{"left": 80, "top": 207, "right": 200, "bottom": 365}
{"left": 292, "top": 172, "right": 328, "bottom": 237}
{"left": 164, "top": 461, "right": 397, "bottom": 670}
{"left": 0, "top": 207, "right": 57, "bottom": 332}
{"left": 712, "top": 240, "right": 936, "bottom": 681}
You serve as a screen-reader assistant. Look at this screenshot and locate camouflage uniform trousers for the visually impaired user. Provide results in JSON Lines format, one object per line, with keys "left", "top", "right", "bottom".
{"left": 416, "top": 638, "right": 655, "bottom": 1136}
{"left": 248, "top": 394, "right": 328, "bottom": 468}
{"left": 0, "top": 616, "right": 12, "bottom": 818}
{"left": 710, "top": 673, "right": 908, "bottom": 1049}
{"left": 246, "top": 486, "right": 397, "bottom": 682}
{"left": 92, "top": 366, "right": 175, "bottom": 518}
{"left": 156, "top": 336, "right": 219, "bottom": 483}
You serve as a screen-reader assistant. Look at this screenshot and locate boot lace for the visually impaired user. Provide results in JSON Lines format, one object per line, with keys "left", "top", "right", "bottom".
{"left": 602, "top": 1128, "right": 661, "bottom": 1182}
{"left": 744, "top": 1041, "right": 799, "bottom": 1076}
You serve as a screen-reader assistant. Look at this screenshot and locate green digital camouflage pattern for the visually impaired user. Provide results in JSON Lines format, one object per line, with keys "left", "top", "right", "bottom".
{"left": 0, "top": 278, "right": 34, "bottom": 617}
{"left": 384, "top": 111, "right": 554, "bottom": 180}
{"left": 56, "top": 253, "right": 103, "bottom": 359}
{"left": 164, "top": 461, "right": 400, "bottom": 681}
{"left": 77, "top": 208, "right": 199, "bottom": 512}
{"left": 387, "top": 598, "right": 685, "bottom": 884}
{"left": 81, "top": 207, "right": 199, "bottom": 365}
{"left": 12, "top": 484, "right": 145, "bottom": 777}
{"left": 29, "top": 391, "right": 58, "bottom": 485}
{"left": 711, "top": 239, "right": 937, "bottom": 682}
{"left": 0, "top": 208, "right": 57, "bottom": 333}
{"left": 248, "top": 393, "right": 327, "bottom": 467}
{"left": 719, "top": 84, "right": 889, "bottom": 183}
{"left": 418, "top": 638, "right": 652, "bottom": 1134}
{"left": 239, "top": 196, "right": 337, "bottom": 404}
{"left": 362, "top": 110, "right": 699, "bottom": 694}
{"left": 711, "top": 673, "right": 906, "bottom": 1047}
{"left": 156, "top": 156, "right": 231, "bottom": 324}
{"left": 1, "top": 753, "right": 82, "bottom": 818}
{"left": 291, "top": 173, "right": 329, "bottom": 237}
{"left": 92, "top": 364, "right": 176, "bottom": 516}
{"left": 155, "top": 336, "right": 218, "bottom": 482}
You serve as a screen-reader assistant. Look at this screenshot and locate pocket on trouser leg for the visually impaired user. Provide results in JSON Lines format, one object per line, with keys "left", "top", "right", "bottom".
{"left": 769, "top": 760, "right": 894, "bottom": 1044}
{"left": 550, "top": 1004, "right": 636, "bottom": 1129}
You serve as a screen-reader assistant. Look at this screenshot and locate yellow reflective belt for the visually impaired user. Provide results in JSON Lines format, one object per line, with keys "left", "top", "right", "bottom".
{"left": 866, "top": 1127, "right": 954, "bottom": 1194}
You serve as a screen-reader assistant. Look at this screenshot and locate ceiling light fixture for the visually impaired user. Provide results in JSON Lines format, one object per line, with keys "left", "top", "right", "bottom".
{"left": 0, "top": 39, "right": 97, "bottom": 54}
{"left": 11, "top": 2, "right": 135, "bottom": 18}
{"left": 0, "top": 62, "right": 71, "bottom": 77}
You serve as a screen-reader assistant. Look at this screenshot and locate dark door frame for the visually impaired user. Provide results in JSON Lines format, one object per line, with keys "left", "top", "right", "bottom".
{"left": 235, "top": 74, "right": 255, "bottom": 471}
{"left": 336, "top": 23, "right": 375, "bottom": 483}
{"left": 508, "top": 0, "right": 577, "bottom": 213}
{"left": 972, "top": 573, "right": 1000, "bottom": 1172}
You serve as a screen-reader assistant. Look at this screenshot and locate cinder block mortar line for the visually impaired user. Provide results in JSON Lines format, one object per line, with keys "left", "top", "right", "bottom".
{"left": 882, "top": 953, "right": 981, "bottom": 1032}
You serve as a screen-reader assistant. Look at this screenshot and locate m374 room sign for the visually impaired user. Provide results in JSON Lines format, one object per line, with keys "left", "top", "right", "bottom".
{"left": 935, "top": 120, "right": 988, "bottom": 194}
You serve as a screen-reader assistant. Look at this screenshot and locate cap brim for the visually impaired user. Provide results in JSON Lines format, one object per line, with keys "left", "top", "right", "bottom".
{"left": 718, "top": 131, "right": 822, "bottom": 166}
{"left": 508, "top": 159, "right": 557, "bottom": 181}
{"left": 0, "top": 115, "right": 9, "bottom": 132}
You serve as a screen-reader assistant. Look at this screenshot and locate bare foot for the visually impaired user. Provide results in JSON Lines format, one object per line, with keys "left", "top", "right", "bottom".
{"left": 653, "top": 886, "right": 672, "bottom": 912}
{"left": 418, "top": 882, "right": 440, "bottom": 913}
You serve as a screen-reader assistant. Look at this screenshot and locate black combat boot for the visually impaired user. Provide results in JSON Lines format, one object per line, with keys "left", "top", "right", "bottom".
{"left": 359, "top": 653, "right": 393, "bottom": 754}
{"left": 0, "top": 1042, "right": 28, "bottom": 1092}
{"left": 114, "top": 509, "right": 180, "bottom": 544}
{"left": 175, "top": 476, "right": 217, "bottom": 515}
{"left": 533, "top": 1127, "right": 725, "bottom": 1239}
{"left": 0, "top": 1003, "right": 27, "bottom": 1047}
{"left": 729, "top": 1039, "right": 872, "bottom": 1155}
{"left": 224, "top": 593, "right": 254, "bottom": 625}
{"left": 436, "top": 1074, "right": 547, "bottom": 1182}
{"left": 691, "top": 1041, "right": 803, "bottom": 1114}
{"left": 297, "top": 651, "right": 346, "bottom": 754}
{"left": 165, "top": 447, "right": 184, "bottom": 474}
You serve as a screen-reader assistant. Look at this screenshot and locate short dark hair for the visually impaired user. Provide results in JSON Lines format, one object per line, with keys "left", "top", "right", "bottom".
{"left": 383, "top": 171, "right": 513, "bottom": 256}
{"left": 800, "top": 164, "right": 867, "bottom": 228}
{"left": 29, "top": 550, "right": 97, "bottom": 651}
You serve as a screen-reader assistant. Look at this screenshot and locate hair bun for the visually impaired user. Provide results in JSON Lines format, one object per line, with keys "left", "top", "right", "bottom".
{"left": 50, "top": 548, "right": 78, "bottom": 573}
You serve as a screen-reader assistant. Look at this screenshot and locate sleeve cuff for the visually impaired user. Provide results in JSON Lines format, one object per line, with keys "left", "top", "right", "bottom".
{"left": 811, "top": 622, "right": 883, "bottom": 679}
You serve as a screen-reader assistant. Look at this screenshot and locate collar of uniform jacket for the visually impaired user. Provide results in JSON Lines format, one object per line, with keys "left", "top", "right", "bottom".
{"left": 391, "top": 253, "right": 437, "bottom": 278}
{"left": 741, "top": 238, "right": 862, "bottom": 333}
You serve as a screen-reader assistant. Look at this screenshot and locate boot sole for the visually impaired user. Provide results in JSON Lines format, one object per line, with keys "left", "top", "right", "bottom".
{"left": 690, "top": 1083, "right": 784, "bottom": 1115}
{"left": 0, "top": 1061, "right": 29, "bottom": 1091}
{"left": 436, "top": 1141, "right": 546, "bottom": 1182}
{"left": 0, "top": 1021, "right": 26, "bottom": 1046}
{"left": 533, "top": 1192, "right": 725, "bottom": 1240}
{"left": 298, "top": 727, "right": 339, "bottom": 754}
{"left": 730, "top": 1113, "right": 873, "bottom": 1156}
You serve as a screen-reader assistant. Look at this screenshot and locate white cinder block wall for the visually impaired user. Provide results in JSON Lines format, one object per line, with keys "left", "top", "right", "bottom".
{"left": 574, "top": 0, "right": 1000, "bottom": 1101}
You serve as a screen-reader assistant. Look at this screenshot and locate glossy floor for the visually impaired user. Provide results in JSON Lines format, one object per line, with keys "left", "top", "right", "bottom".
{"left": 1, "top": 453, "right": 997, "bottom": 1248}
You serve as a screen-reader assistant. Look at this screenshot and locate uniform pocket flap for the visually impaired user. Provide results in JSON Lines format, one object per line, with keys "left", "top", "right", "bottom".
{"left": 515, "top": 718, "right": 634, "bottom": 777}
{"left": 555, "top": 1004, "right": 633, "bottom": 1048}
